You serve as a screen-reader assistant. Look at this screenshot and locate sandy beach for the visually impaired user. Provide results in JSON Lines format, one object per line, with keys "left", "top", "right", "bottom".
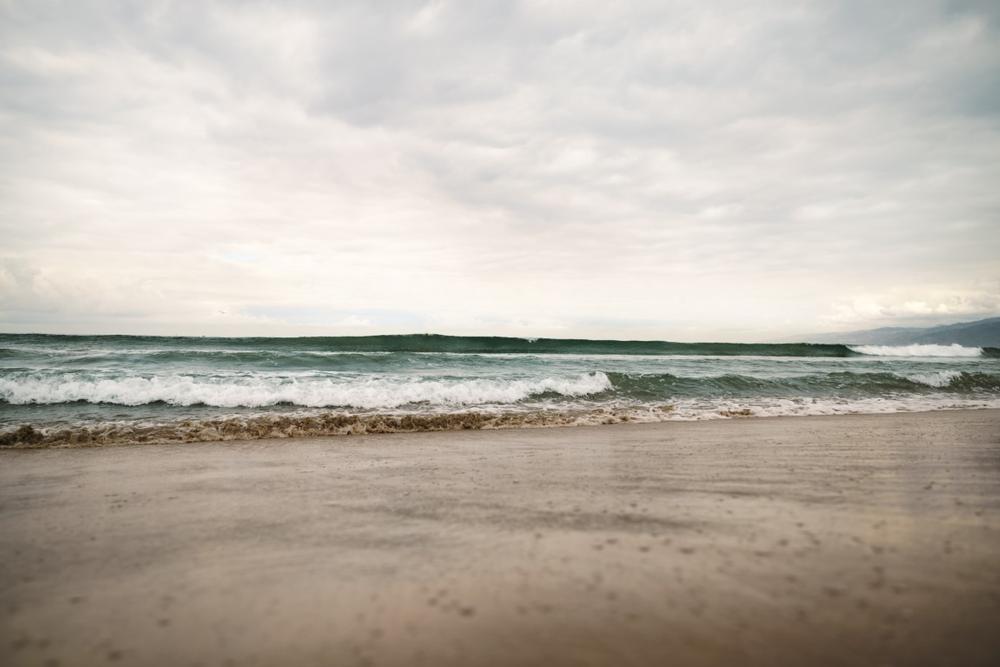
{"left": 2, "top": 410, "right": 1000, "bottom": 666}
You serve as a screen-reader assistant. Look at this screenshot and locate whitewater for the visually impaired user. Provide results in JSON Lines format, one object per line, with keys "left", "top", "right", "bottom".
{"left": 1, "top": 334, "right": 998, "bottom": 446}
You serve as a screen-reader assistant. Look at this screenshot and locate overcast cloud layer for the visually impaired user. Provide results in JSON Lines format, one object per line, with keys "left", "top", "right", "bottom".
{"left": 1, "top": 0, "right": 999, "bottom": 340}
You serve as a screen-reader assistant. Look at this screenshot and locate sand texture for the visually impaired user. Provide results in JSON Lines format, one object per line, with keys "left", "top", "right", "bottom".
{"left": 2, "top": 410, "right": 1000, "bottom": 666}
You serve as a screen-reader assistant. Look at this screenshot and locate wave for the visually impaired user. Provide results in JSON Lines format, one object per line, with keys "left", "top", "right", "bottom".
{"left": 0, "top": 348, "right": 411, "bottom": 373}
{"left": 5, "top": 334, "right": 999, "bottom": 360}
{"left": 0, "top": 333, "right": 859, "bottom": 357}
{"left": 850, "top": 344, "right": 984, "bottom": 358}
{"left": 604, "top": 370, "right": 1000, "bottom": 397}
{"left": 0, "top": 372, "right": 613, "bottom": 409}
{"left": 2, "top": 370, "right": 998, "bottom": 410}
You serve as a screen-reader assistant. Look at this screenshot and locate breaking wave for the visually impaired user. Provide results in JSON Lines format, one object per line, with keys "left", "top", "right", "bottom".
{"left": 849, "top": 344, "right": 983, "bottom": 358}
{"left": 0, "top": 372, "right": 613, "bottom": 409}
{"left": 2, "top": 370, "right": 998, "bottom": 410}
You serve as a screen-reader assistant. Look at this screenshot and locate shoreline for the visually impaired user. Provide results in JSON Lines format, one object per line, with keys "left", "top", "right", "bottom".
{"left": 4, "top": 404, "right": 1000, "bottom": 449}
{"left": 3, "top": 409, "right": 1000, "bottom": 665}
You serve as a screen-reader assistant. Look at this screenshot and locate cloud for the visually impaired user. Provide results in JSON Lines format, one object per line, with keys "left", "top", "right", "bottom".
{"left": 1, "top": 0, "right": 998, "bottom": 339}
{"left": 826, "top": 282, "right": 1000, "bottom": 327}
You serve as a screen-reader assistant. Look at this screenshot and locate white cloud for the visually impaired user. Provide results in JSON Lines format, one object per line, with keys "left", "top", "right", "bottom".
{"left": 1, "top": 0, "right": 998, "bottom": 339}
{"left": 826, "top": 283, "right": 1000, "bottom": 327}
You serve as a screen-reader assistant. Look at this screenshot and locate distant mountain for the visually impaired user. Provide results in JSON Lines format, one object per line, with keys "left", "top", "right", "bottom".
{"left": 803, "top": 317, "right": 1000, "bottom": 347}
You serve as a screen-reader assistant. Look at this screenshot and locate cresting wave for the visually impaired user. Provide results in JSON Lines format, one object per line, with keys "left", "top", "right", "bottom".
{"left": 2, "top": 370, "right": 999, "bottom": 409}
{"left": 0, "top": 372, "right": 612, "bottom": 408}
{"left": 849, "top": 344, "right": 985, "bottom": 358}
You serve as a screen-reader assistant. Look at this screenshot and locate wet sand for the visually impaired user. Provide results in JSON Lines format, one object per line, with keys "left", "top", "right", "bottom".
{"left": 2, "top": 410, "right": 1000, "bottom": 666}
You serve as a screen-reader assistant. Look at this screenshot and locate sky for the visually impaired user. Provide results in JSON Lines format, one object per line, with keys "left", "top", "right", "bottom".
{"left": 1, "top": 0, "right": 999, "bottom": 341}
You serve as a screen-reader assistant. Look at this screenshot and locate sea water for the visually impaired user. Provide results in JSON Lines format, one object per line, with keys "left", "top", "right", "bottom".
{"left": 2, "top": 334, "right": 998, "bottom": 445}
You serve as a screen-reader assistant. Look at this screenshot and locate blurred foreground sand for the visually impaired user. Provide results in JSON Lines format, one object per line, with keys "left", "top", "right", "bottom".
{"left": 2, "top": 410, "right": 1000, "bottom": 666}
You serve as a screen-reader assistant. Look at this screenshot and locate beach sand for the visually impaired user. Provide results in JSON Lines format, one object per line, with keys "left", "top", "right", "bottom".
{"left": 2, "top": 410, "right": 1000, "bottom": 666}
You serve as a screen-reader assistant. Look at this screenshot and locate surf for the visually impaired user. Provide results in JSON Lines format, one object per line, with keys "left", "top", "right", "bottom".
{"left": 849, "top": 344, "right": 984, "bottom": 358}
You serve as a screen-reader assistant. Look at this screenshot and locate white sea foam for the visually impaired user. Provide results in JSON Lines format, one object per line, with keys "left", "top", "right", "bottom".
{"left": 7, "top": 394, "right": 1000, "bottom": 448}
{"left": 661, "top": 395, "right": 1000, "bottom": 420}
{"left": 849, "top": 344, "right": 983, "bottom": 358}
{"left": 905, "top": 370, "right": 962, "bottom": 388}
{"left": 0, "top": 372, "right": 612, "bottom": 409}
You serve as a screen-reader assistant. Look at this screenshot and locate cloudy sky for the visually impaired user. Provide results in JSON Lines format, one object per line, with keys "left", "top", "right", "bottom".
{"left": 1, "top": 0, "right": 998, "bottom": 341}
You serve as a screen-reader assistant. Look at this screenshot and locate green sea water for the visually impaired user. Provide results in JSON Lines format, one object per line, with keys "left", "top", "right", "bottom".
{"left": 2, "top": 334, "right": 998, "bottom": 446}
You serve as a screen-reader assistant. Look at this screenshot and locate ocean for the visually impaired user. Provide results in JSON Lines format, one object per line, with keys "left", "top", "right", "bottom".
{"left": 2, "top": 333, "right": 999, "bottom": 446}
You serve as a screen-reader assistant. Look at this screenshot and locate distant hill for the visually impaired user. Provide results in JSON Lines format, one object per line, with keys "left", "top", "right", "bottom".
{"left": 803, "top": 317, "right": 1000, "bottom": 347}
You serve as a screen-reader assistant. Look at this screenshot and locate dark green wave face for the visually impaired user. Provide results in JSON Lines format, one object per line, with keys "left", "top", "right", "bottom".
{"left": 0, "top": 333, "right": 860, "bottom": 356}
{"left": 602, "top": 370, "right": 1000, "bottom": 399}
{"left": 1, "top": 333, "right": 998, "bottom": 446}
